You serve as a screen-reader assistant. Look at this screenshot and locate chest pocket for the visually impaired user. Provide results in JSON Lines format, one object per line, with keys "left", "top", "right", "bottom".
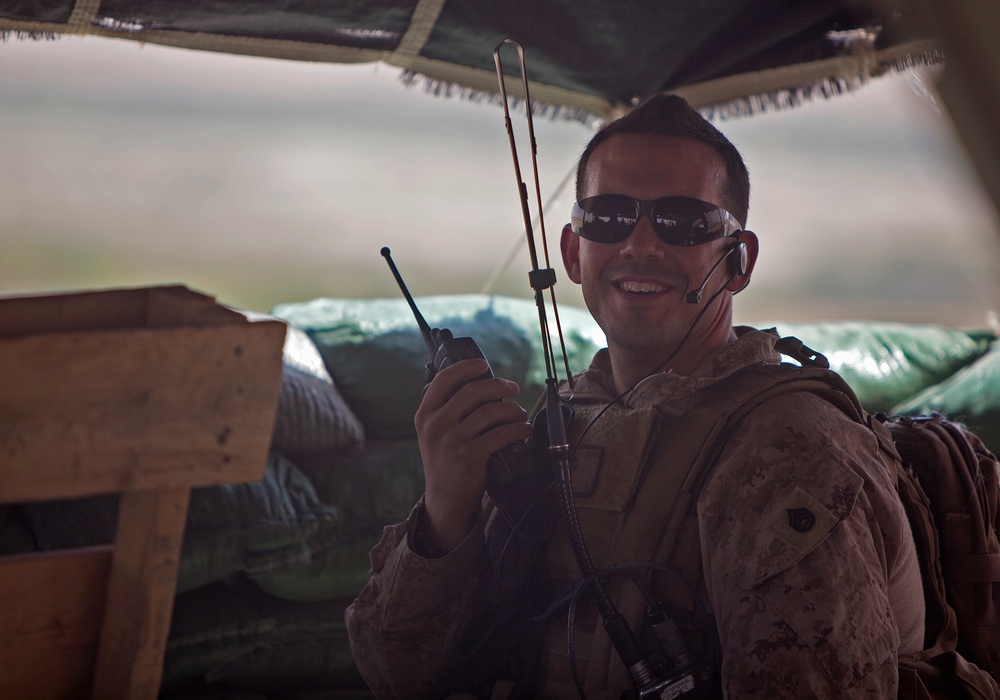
{"left": 539, "top": 402, "right": 730, "bottom": 695}
{"left": 545, "top": 404, "right": 660, "bottom": 583}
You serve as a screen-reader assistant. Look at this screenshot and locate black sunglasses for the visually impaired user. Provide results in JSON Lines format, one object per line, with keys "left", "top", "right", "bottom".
{"left": 571, "top": 194, "right": 742, "bottom": 246}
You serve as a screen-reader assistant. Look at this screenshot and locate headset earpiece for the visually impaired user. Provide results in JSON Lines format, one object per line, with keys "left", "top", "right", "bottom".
{"left": 687, "top": 240, "right": 750, "bottom": 304}
{"left": 728, "top": 241, "right": 748, "bottom": 277}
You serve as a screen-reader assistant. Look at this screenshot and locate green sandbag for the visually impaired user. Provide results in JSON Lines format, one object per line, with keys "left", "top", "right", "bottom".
{"left": 253, "top": 439, "right": 425, "bottom": 601}
{"left": 297, "top": 439, "right": 425, "bottom": 528}
{"left": 272, "top": 364, "right": 365, "bottom": 455}
{"left": 271, "top": 295, "right": 605, "bottom": 440}
{"left": 770, "top": 321, "right": 995, "bottom": 413}
{"left": 250, "top": 537, "right": 381, "bottom": 603}
{"left": 181, "top": 451, "right": 346, "bottom": 594}
{"left": 17, "top": 452, "right": 352, "bottom": 595}
{"left": 266, "top": 319, "right": 365, "bottom": 454}
{"left": 890, "top": 342, "right": 1000, "bottom": 456}
{"left": 162, "top": 579, "right": 368, "bottom": 695}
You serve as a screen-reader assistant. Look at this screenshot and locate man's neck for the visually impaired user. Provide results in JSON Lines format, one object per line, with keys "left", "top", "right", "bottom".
{"left": 607, "top": 327, "right": 739, "bottom": 395}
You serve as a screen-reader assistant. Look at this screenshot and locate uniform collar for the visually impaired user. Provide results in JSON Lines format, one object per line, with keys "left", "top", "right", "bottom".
{"left": 564, "top": 326, "right": 783, "bottom": 410}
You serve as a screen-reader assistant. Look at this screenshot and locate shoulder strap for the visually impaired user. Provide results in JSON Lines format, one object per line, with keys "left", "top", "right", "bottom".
{"left": 627, "top": 340, "right": 883, "bottom": 576}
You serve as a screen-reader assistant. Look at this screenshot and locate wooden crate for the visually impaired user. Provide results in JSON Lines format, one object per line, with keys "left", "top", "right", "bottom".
{"left": 0, "top": 285, "right": 286, "bottom": 699}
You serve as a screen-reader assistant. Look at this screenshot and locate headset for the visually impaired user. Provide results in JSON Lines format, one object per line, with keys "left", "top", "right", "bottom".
{"left": 686, "top": 239, "right": 748, "bottom": 304}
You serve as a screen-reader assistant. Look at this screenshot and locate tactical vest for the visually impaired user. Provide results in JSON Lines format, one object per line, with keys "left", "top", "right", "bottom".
{"left": 532, "top": 349, "right": 887, "bottom": 698}
{"left": 535, "top": 392, "right": 725, "bottom": 699}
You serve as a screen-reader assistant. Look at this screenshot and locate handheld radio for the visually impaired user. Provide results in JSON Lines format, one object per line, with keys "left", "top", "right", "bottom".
{"left": 380, "top": 247, "right": 548, "bottom": 533}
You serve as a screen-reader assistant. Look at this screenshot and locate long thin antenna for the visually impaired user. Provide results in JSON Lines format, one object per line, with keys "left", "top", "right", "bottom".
{"left": 479, "top": 163, "right": 574, "bottom": 295}
{"left": 493, "top": 39, "right": 574, "bottom": 388}
{"left": 381, "top": 247, "right": 436, "bottom": 356}
{"left": 494, "top": 39, "right": 542, "bottom": 275}
{"left": 494, "top": 37, "right": 653, "bottom": 687}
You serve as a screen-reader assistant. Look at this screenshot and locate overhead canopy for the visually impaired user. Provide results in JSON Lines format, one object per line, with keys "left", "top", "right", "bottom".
{"left": 5, "top": 0, "right": 998, "bottom": 222}
{"left": 1, "top": 0, "right": 940, "bottom": 121}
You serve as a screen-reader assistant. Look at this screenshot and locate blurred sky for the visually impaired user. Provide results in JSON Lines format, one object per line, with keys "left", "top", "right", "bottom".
{"left": 2, "top": 36, "right": 999, "bottom": 326}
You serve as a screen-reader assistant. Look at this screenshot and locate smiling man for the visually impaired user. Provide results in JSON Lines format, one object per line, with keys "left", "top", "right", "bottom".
{"left": 346, "top": 94, "right": 926, "bottom": 699}
{"left": 564, "top": 128, "right": 758, "bottom": 386}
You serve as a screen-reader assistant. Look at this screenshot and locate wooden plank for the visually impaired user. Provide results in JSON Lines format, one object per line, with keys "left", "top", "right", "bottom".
{"left": 0, "top": 285, "right": 248, "bottom": 338}
{"left": 0, "top": 546, "right": 113, "bottom": 699}
{"left": 0, "top": 320, "right": 285, "bottom": 502}
{"left": 0, "top": 287, "right": 287, "bottom": 699}
{"left": 145, "top": 286, "right": 246, "bottom": 328}
{"left": 0, "top": 286, "right": 162, "bottom": 338}
{"left": 0, "top": 287, "right": 151, "bottom": 337}
{"left": 92, "top": 488, "right": 190, "bottom": 700}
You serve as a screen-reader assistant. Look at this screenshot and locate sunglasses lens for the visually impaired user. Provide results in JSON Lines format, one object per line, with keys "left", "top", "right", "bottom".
{"left": 653, "top": 199, "right": 721, "bottom": 245}
{"left": 574, "top": 195, "right": 637, "bottom": 243}
{"left": 573, "top": 196, "right": 739, "bottom": 245}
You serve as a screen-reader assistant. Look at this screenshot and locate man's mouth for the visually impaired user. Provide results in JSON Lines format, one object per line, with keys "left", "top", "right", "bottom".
{"left": 616, "top": 280, "right": 669, "bottom": 294}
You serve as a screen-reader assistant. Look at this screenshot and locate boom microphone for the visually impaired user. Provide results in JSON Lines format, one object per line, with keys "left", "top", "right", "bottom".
{"left": 686, "top": 245, "right": 739, "bottom": 304}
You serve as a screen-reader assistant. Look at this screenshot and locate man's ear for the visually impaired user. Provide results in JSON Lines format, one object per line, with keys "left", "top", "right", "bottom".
{"left": 561, "top": 224, "right": 582, "bottom": 284}
{"left": 727, "top": 230, "right": 759, "bottom": 293}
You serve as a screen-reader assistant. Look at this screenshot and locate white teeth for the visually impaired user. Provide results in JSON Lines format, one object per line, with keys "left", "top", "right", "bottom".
{"left": 619, "top": 280, "right": 665, "bottom": 293}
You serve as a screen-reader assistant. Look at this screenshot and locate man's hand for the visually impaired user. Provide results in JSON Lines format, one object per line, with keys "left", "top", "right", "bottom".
{"left": 414, "top": 358, "right": 532, "bottom": 553}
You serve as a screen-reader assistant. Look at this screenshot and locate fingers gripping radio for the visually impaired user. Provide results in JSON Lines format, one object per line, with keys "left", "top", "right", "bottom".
{"left": 380, "top": 248, "right": 550, "bottom": 537}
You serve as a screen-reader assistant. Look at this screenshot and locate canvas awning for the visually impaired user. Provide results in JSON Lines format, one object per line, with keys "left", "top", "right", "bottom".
{"left": 1, "top": 0, "right": 940, "bottom": 122}
{"left": 4, "top": 0, "right": 998, "bottom": 219}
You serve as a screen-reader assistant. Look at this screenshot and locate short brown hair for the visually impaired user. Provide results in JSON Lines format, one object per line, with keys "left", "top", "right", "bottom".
{"left": 576, "top": 94, "right": 751, "bottom": 227}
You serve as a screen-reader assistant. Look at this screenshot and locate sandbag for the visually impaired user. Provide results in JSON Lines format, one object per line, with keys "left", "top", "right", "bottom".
{"left": 250, "top": 536, "right": 380, "bottom": 603}
{"left": 272, "top": 364, "right": 365, "bottom": 455}
{"left": 271, "top": 321, "right": 365, "bottom": 454}
{"left": 771, "top": 321, "right": 995, "bottom": 413}
{"left": 271, "top": 295, "right": 605, "bottom": 440}
{"left": 891, "top": 341, "right": 1000, "bottom": 456}
{"left": 256, "top": 439, "right": 426, "bottom": 601}
{"left": 181, "top": 451, "right": 346, "bottom": 594}
{"left": 296, "top": 439, "right": 425, "bottom": 528}
{"left": 17, "top": 452, "right": 351, "bottom": 595}
{"left": 161, "top": 579, "right": 366, "bottom": 696}
{"left": 14, "top": 437, "right": 422, "bottom": 602}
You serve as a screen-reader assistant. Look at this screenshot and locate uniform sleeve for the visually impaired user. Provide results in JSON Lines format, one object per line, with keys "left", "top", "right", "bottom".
{"left": 345, "top": 501, "right": 488, "bottom": 699}
{"left": 697, "top": 392, "right": 901, "bottom": 699}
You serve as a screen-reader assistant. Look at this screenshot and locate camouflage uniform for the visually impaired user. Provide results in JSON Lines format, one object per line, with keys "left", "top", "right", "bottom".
{"left": 346, "top": 328, "right": 926, "bottom": 698}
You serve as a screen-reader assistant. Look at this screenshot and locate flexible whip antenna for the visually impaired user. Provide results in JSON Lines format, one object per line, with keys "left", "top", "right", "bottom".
{"left": 493, "top": 38, "right": 573, "bottom": 390}
{"left": 493, "top": 38, "right": 653, "bottom": 691}
{"left": 381, "top": 247, "right": 436, "bottom": 356}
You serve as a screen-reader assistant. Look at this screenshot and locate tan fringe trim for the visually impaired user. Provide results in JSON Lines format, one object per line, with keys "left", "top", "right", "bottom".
{"left": 0, "top": 9, "right": 940, "bottom": 124}
{"left": 679, "top": 38, "right": 944, "bottom": 120}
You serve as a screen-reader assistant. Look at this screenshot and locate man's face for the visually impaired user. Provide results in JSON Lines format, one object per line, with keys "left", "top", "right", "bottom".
{"left": 561, "top": 133, "right": 736, "bottom": 358}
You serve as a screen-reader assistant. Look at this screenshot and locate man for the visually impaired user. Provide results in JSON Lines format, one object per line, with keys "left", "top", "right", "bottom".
{"left": 346, "top": 94, "right": 926, "bottom": 698}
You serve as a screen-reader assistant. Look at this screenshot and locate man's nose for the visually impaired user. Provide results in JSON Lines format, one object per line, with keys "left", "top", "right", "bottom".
{"left": 620, "top": 214, "right": 665, "bottom": 258}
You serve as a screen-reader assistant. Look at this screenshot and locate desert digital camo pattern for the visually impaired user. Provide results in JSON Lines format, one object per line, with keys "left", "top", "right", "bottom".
{"left": 697, "top": 395, "right": 923, "bottom": 698}
{"left": 344, "top": 506, "right": 492, "bottom": 699}
{"left": 346, "top": 328, "right": 925, "bottom": 699}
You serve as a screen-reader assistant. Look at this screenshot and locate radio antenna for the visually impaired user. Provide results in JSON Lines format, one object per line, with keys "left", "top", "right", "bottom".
{"left": 493, "top": 38, "right": 573, "bottom": 389}
{"left": 493, "top": 39, "right": 666, "bottom": 695}
{"left": 381, "top": 247, "right": 436, "bottom": 357}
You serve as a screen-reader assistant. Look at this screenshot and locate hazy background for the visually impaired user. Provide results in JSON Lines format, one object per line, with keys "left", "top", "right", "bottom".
{"left": 2, "top": 36, "right": 999, "bottom": 327}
